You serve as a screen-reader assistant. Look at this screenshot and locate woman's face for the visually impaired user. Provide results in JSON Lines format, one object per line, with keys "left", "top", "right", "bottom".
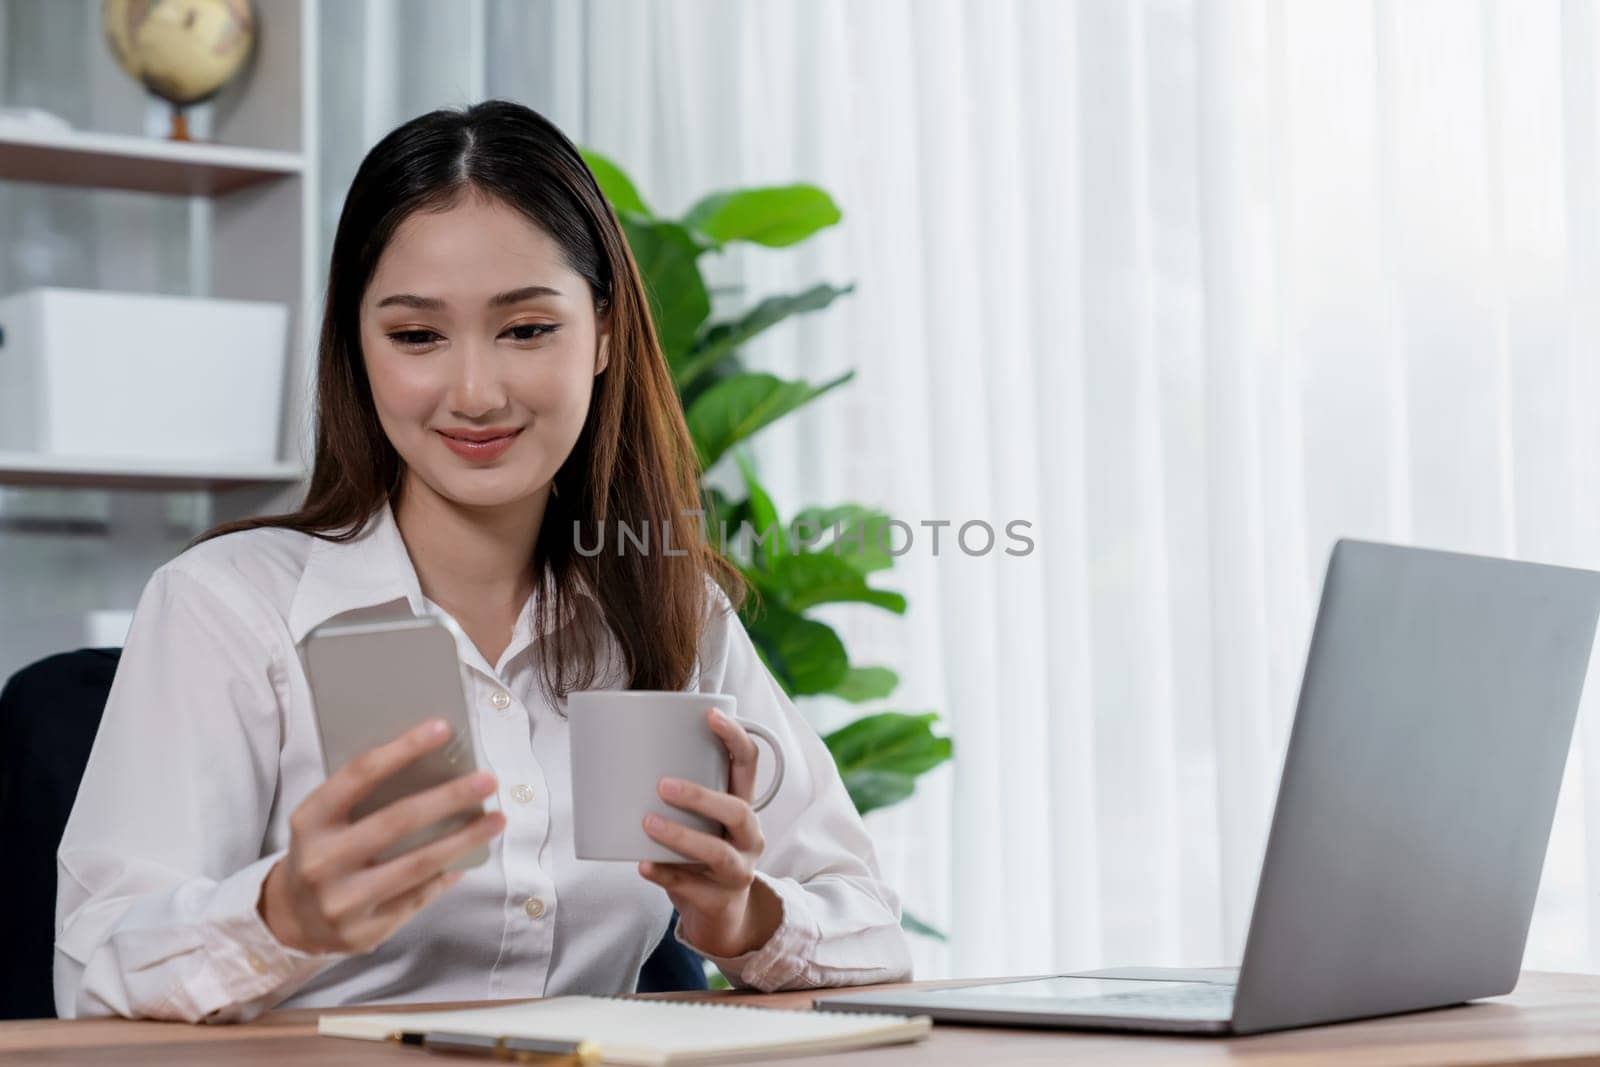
{"left": 359, "top": 193, "right": 609, "bottom": 512}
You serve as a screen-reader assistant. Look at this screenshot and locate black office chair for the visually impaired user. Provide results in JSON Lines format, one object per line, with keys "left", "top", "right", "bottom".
{"left": 0, "top": 648, "right": 705, "bottom": 1020}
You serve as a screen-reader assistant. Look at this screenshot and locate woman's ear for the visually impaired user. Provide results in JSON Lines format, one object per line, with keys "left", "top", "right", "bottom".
{"left": 595, "top": 306, "right": 611, "bottom": 375}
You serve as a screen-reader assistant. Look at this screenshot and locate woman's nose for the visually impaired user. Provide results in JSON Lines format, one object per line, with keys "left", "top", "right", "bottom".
{"left": 447, "top": 338, "right": 509, "bottom": 417}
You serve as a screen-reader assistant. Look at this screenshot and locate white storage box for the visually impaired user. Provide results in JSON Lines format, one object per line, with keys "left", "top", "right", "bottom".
{"left": 0, "top": 287, "right": 288, "bottom": 464}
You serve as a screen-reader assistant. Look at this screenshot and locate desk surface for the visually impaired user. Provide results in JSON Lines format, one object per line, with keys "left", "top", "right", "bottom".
{"left": 6, "top": 971, "right": 1600, "bottom": 1066}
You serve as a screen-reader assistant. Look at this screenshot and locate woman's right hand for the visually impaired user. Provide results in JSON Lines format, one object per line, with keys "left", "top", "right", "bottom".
{"left": 258, "top": 718, "right": 505, "bottom": 954}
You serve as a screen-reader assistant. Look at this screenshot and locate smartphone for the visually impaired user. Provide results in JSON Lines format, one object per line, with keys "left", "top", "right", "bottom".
{"left": 302, "top": 608, "right": 490, "bottom": 870}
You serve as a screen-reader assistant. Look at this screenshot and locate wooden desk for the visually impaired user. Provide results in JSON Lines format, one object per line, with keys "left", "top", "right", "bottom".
{"left": 5, "top": 971, "right": 1600, "bottom": 1066}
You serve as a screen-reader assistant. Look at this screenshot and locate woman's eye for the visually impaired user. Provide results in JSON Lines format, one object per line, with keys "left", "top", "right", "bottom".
{"left": 385, "top": 324, "right": 557, "bottom": 349}
{"left": 388, "top": 329, "right": 439, "bottom": 349}
{"left": 506, "top": 323, "right": 559, "bottom": 342}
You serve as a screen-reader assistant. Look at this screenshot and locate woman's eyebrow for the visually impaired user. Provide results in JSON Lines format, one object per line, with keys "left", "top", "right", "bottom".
{"left": 488, "top": 284, "right": 564, "bottom": 307}
{"left": 375, "top": 285, "right": 564, "bottom": 311}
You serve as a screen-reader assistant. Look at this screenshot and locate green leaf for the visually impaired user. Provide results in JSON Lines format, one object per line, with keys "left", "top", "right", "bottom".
{"left": 676, "top": 283, "right": 855, "bottom": 390}
{"left": 677, "top": 349, "right": 746, "bottom": 414}
{"left": 620, "top": 217, "right": 709, "bottom": 367}
{"left": 742, "top": 603, "right": 849, "bottom": 695}
{"left": 579, "top": 148, "right": 652, "bottom": 217}
{"left": 687, "top": 371, "right": 854, "bottom": 469}
{"left": 733, "top": 451, "right": 784, "bottom": 564}
{"left": 770, "top": 551, "right": 907, "bottom": 614}
{"left": 737, "top": 565, "right": 784, "bottom": 610}
{"left": 824, "top": 711, "right": 953, "bottom": 778}
{"left": 701, "top": 487, "right": 748, "bottom": 552}
{"left": 682, "top": 184, "right": 842, "bottom": 248}
{"left": 841, "top": 769, "right": 916, "bottom": 815}
{"left": 790, "top": 505, "right": 897, "bottom": 574}
{"left": 831, "top": 666, "right": 900, "bottom": 703}
{"left": 900, "top": 910, "right": 949, "bottom": 942}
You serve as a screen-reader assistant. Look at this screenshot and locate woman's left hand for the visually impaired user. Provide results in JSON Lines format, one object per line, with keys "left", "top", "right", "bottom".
{"left": 638, "top": 707, "right": 784, "bottom": 959}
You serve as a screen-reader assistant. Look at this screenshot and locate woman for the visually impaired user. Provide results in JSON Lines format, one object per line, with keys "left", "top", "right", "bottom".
{"left": 53, "top": 99, "right": 911, "bottom": 1022}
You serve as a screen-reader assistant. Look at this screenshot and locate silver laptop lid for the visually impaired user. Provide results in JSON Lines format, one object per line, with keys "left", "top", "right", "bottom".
{"left": 1231, "top": 540, "right": 1600, "bottom": 1033}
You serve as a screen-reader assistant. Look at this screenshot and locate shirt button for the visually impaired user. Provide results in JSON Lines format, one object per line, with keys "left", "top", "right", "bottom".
{"left": 511, "top": 784, "right": 535, "bottom": 805}
{"left": 489, "top": 689, "right": 511, "bottom": 711}
{"left": 246, "top": 952, "right": 267, "bottom": 974}
{"left": 523, "top": 896, "right": 546, "bottom": 919}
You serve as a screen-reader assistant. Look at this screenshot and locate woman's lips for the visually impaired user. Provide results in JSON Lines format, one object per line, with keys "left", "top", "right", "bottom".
{"left": 437, "top": 427, "right": 522, "bottom": 462}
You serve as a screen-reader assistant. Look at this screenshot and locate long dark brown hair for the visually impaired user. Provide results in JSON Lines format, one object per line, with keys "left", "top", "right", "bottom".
{"left": 197, "top": 99, "right": 742, "bottom": 699}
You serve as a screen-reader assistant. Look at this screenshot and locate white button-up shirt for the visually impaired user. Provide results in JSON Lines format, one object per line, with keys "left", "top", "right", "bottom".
{"left": 54, "top": 504, "right": 911, "bottom": 1022}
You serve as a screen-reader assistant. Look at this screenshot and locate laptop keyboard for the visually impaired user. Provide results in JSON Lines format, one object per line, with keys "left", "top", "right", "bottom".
{"left": 1060, "top": 983, "right": 1236, "bottom": 1020}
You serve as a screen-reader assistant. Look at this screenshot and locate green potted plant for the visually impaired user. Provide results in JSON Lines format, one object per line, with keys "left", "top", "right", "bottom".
{"left": 581, "top": 150, "right": 952, "bottom": 946}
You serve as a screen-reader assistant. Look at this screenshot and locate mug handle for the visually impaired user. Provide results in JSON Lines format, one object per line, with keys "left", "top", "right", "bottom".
{"left": 735, "top": 719, "right": 786, "bottom": 812}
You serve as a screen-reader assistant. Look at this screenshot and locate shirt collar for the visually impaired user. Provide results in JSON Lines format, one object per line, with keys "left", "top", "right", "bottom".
{"left": 286, "top": 503, "right": 591, "bottom": 661}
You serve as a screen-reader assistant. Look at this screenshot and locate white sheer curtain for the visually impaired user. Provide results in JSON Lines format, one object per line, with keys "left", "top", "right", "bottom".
{"left": 326, "top": 0, "right": 1600, "bottom": 980}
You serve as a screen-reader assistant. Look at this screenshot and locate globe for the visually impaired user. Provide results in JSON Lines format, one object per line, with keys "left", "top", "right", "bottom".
{"left": 103, "top": 0, "right": 257, "bottom": 141}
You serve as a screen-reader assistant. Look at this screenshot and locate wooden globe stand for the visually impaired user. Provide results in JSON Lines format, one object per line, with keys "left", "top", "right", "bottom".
{"left": 167, "top": 105, "right": 192, "bottom": 143}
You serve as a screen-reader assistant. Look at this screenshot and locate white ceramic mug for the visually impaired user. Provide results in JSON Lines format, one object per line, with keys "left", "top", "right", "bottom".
{"left": 567, "top": 690, "right": 787, "bottom": 862}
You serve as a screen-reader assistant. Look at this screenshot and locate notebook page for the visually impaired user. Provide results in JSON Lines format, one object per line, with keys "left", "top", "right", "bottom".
{"left": 319, "top": 995, "right": 930, "bottom": 1066}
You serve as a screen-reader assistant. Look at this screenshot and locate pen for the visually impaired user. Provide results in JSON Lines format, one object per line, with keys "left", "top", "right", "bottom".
{"left": 386, "top": 1029, "right": 602, "bottom": 1064}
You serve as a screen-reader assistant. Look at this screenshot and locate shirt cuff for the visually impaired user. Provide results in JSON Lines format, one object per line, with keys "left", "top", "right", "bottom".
{"left": 673, "top": 872, "right": 820, "bottom": 991}
{"left": 188, "top": 852, "right": 346, "bottom": 1020}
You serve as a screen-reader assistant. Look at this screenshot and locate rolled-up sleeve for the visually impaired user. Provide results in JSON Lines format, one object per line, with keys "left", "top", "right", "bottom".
{"left": 54, "top": 566, "right": 341, "bottom": 1022}
{"left": 674, "top": 592, "right": 914, "bottom": 990}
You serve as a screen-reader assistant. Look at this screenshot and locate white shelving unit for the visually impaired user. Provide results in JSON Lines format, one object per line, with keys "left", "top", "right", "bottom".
{"left": 0, "top": 0, "right": 317, "bottom": 506}
{"left": 0, "top": 0, "right": 320, "bottom": 681}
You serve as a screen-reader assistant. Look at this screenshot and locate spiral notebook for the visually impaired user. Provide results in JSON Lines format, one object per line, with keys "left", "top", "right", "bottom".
{"left": 318, "top": 995, "right": 932, "bottom": 1065}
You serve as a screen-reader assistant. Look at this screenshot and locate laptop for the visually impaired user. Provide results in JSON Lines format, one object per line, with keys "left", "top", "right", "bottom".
{"left": 815, "top": 539, "right": 1600, "bottom": 1035}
